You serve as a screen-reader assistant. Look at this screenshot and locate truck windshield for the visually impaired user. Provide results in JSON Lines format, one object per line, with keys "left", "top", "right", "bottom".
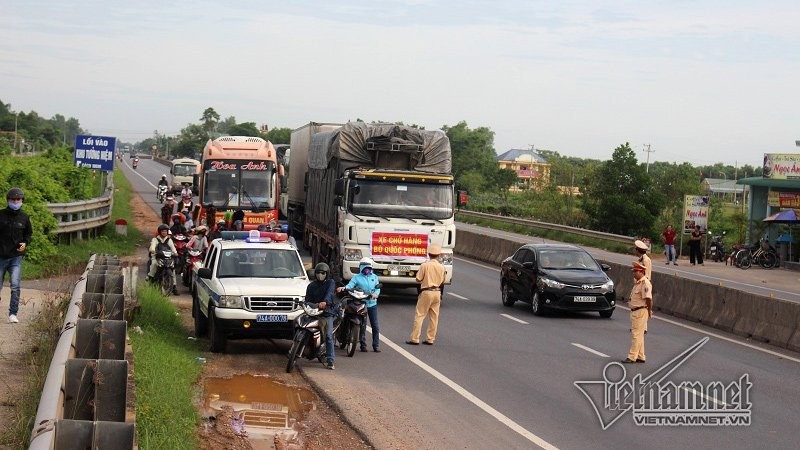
{"left": 203, "top": 165, "right": 275, "bottom": 209}
{"left": 173, "top": 164, "right": 196, "bottom": 176}
{"left": 349, "top": 180, "right": 453, "bottom": 220}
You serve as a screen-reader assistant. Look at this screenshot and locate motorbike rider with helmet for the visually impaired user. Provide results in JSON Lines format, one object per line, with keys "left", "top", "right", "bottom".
{"left": 160, "top": 195, "right": 175, "bottom": 225}
{"left": 157, "top": 174, "right": 169, "bottom": 189}
{"left": 188, "top": 225, "right": 209, "bottom": 256}
{"left": 169, "top": 213, "right": 185, "bottom": 237}
{"left": 305, "top": 262, "right": 338, "bottom": 370}
{"left": 337, "top": 257, "right": 382, "bottom": 352}
{"left": 147, "top": 224, "right": 178, "bottom": 294}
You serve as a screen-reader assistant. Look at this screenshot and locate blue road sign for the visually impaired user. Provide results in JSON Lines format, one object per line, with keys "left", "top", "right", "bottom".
{"left": 74, "top": 134, "right": 117, "bottom": 171}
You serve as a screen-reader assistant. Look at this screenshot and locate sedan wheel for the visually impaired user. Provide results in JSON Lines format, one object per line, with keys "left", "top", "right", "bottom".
{"left": 501, "top": 283, "right": 516, "bottom": 307}
{"left": 531, "top": 291, "right": 545, "bottom": 316}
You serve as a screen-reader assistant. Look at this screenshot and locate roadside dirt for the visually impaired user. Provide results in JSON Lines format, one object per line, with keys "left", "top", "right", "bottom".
{"left": 128, "top": 193, "right": 372, "bottom": 450}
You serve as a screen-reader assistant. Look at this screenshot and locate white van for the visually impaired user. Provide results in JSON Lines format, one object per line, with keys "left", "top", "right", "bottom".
{"left": 170, "top": 158, "right": 200, "bottom": 194}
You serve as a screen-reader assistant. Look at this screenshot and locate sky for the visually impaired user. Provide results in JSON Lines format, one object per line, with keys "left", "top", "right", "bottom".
{"left": 2, "top": 0, "right": 799, "bottom": 168}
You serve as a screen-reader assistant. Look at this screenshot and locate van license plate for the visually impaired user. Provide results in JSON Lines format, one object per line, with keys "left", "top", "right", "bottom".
{"left": 573, "top": 296, "right": 596, "bottom": 303}
{"left": 256, "top": 314, "right": 287, "bottom": 322}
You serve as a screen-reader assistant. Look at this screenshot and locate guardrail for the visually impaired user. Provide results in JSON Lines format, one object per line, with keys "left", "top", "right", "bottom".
{"left": 456, "top": 209, "right": 635, "bottom": 245}
{"left": 46, "top": 180, "right": 114, "bottom": 243}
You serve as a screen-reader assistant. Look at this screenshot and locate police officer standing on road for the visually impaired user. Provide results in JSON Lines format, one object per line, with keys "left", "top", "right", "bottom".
{"left": 407, "top": 244, "right": 446, "bottom": 346}
{"left": 0, "top": 188, "right": 32, "bottom": 324}
{"left": 622, "top": 262, "right": 652, "bottom": 364}
{"left": 634, "top": 240, "right": 652, "bottom": 280}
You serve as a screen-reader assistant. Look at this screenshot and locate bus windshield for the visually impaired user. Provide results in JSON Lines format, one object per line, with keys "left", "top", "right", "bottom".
{"left": 203, "top": 161, "right": 276, "bottom": 210}
{"left": 349, "top": 180, "right": 453, "bottom": 220}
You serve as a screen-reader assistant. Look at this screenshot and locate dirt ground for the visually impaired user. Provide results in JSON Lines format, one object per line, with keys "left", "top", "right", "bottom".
{"left": 128, "top": 193, "right": 372, "bottom": 450}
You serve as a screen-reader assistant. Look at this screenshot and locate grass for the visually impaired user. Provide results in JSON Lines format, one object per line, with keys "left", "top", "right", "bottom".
{"left": 457, "top": 213, "right": 631, "bottom": 254}
{"left": 129, "top": 284, "right": 202, "bottom": 450}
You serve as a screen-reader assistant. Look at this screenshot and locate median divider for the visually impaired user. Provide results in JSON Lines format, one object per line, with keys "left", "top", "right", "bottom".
{"left": 455, "top": 228, "right": 800, "bottom": 352}
{"left": 29, "top": 254, "right": 136, "bottom": 450}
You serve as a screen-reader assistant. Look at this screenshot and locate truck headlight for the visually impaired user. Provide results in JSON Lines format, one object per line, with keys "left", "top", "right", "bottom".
{"left": 438, "top": 253, "right": 453, "bottom": 265}
{"left": 344, "top": 248, "right": 362, "bottom": 261}
{"left": 539, "top": 277, "right": 565, "bottom": 289}
{"left": 219, "top": 295, "right": 243, "bottom": 308}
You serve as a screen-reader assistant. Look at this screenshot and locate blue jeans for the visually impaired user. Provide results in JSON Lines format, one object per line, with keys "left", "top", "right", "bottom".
{"left": 0, "top": 255, "right": 23, "bottom": 316}
{"left": 321, "top": 315, "right": 335, "bottom": 363}
{"left": 664, "top": 244, "right": 676, "bottom": 262}
{"left": 359, "top": 305, "right": 380, "bottom": 350}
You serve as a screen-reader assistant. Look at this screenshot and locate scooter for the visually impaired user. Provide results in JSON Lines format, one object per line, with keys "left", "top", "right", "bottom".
{"left": 182, "top": 249, "right": 203, "bottom": 288}
{"left": 286, "top": 301, "right": 341, "bottom": 373}
{"left": 336, "top": 288, "right": 369, "bottom": 357}
{"left": 708, "top": 230, "right": 726, "bottom": 262}
{"left": 132, "top": 159, "right": 138, "bottom": 169}
{"left": 157, "top": 185, "right": 168, "bottom": 203}
{"left": 172, "top": 233, "right": 188, "bottom": 284}
{"left": 152, "top": 249, "right": 176, "bottom": 296}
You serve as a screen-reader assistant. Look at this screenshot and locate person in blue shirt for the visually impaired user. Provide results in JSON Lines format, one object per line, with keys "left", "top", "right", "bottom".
{"left": 305, "top": 262, "right": 338, "bottom": 370}
{"left": 337, "top": 257, "right": 382, "bottom": 352}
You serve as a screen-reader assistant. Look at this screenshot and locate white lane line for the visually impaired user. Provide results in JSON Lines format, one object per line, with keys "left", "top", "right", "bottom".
{"left": 681, "top": 386, "right": 727, "bottom": 407}
{"left": 501, "top": 314, "right": 529, "bottom": 325}
{"left": 571, "top": 343, "right": 609, "bottom": 358}
{"left": 617, "top": 305, "right": 800, "bottom": 364}
{"left": 455, "top": 256, "right": 500, "bottom": 272}
{"left": 449, "top": 292, "right": 470, "bottom": 301}
{"left": 376, "top": 333, "right": 559, "bottom": 450}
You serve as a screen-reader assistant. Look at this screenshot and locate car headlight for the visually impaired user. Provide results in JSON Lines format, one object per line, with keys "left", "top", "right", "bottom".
{"left": 601, "top": 280, "right": 615, "bottom": 291}
{"left": 218, "top": 295, "right": 243, "bottom": 308}
{"left": 438, "top": 253, "right": 453, "bottom": 265}
{"left": 539, "top": 277, "right": 565, "bottom": 289}
{"left": 344, "top": 248, "right": 362, "bottom": 261}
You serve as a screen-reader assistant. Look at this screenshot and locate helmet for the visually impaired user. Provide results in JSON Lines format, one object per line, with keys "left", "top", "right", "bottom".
{"left": 314, "top": 262, "right": 330, "bottom": 273}
{"left": 6, "top": 188, "right": 24, "bottom": 200}
{"left": 195, "top": 225, "right": 208, "bottom": 234}
{"left": 359, "top": 257, "right": 374, "bottom": 266}
{"left": 157, "top": 224, "right": 169, "bottom": 232}
{"left": 161, "top": 174, "right": 167, "bottom": 179}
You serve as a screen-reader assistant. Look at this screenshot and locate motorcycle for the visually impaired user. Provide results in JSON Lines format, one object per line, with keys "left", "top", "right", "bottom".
{"left": 286, "top": 301, "right": 341, "bottom": 373}
{"left": 336, "top": 288, "right": 369, "bottom": 357}
{"left": 152, "top": 249, "right": 176, "bottom": 296}
{"left": 708, "top": 230, "right": 726, "bottom": 262}
{"left": 172, "top": 233, "right": 188, "bottom": 285}
{"left": 132, "top": 159, "right": 138, "bottom": 169}
{"left": 157, "top": 184, "right": 168, "bottom": 203}
{"left": 182, "top": 249, "right": 203, "bottom": 288}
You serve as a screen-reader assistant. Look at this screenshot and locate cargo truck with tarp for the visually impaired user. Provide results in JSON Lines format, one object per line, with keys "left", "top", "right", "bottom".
{"left": 294, "top": 120, "right": 460, "bottom": 286}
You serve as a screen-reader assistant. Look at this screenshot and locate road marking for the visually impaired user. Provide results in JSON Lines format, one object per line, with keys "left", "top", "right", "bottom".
{"left": 127, "top": 159, "right": 158, "bottom": 188}
{"left": 681, "top": 386, "right": 727, "bottom": 407}
{"left": 455, "top": 256, "right": 500, "bottom": 272}
{"left": 617, "top": 305, "right": 800, "bottom": 364}
{"left": 449, "top": 292, "right": 469, "bottom": 301}
{"left": 501, "top": 314, "right": 529, "bottom": 325}
{"left": 570, "top": 343, "right": 609, "bottom": 358}
{"left": 373, "top": 330, "right": 559, "bottom": 450}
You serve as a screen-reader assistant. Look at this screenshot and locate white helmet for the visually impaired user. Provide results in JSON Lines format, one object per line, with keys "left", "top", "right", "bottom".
{"left": 359, "top": 257, "right": 374, "bottom": 266}
{"left": 161, "top": 174, "right": 167, "bottom": 179}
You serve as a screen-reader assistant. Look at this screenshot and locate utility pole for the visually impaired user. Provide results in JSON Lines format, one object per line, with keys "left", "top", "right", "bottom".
{"left": 642, "top": 144, "right": 654, "bottom": 173}
{"left": 13, "top": 112, "right": 18, "bottom": 151}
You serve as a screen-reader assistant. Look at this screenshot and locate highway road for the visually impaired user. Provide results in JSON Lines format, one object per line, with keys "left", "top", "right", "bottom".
{"left": 121, "top": 161, "right": 800, "bottom": 449}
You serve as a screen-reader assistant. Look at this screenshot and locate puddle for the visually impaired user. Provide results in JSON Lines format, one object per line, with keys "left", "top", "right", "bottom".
{"left": 203, "top": 374, "right": 317, "bottom": 437}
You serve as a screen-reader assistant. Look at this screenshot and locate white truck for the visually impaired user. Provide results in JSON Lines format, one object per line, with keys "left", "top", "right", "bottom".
{"left": 287, "top": 121, "right": 461, "bottom": 286}
{"left": 170, "top": 157, "right": 201, "bottom": 194}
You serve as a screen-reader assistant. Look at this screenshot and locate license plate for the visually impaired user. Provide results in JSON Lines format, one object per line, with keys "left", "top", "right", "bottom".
{"left": 256, "top": 314, "right": 287, "bottom": 322}
{"left": 573, "top": 296, "right": 596, "bottom": 303}
{"left": 387, "top": 265, "right": 411, "bottom": 272}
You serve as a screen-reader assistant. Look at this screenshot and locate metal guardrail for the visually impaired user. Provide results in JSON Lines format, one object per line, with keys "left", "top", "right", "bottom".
{"left": 456, "top": 209, "right": 635, "bottom": 245}
{"left": 46, "top": 179, "right": 114, "bottom": 240}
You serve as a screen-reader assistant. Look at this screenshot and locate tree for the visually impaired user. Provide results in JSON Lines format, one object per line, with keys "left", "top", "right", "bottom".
{"left": 493, "top": 168, "right": 518, "bottom": 198}
{"left": 457, "top": 170, "right": 486, "bottom": 195}
{"left": 200, "top": 107, "right": 220, "bottom": 136}
{"left": 581, "top": 143, "right": 665, "bottom": 236}
{"left": 441, "top": 121, "right": 497, "bottom": 193}
{"left": 226, "top": 122, "right": 261, "bottom": 137}
{"left": 265, "top": 127, "right": 291, "bottom": 144}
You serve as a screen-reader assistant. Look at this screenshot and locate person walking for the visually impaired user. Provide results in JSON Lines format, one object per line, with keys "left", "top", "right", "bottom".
{"left": 634, "top": 240, "right": 652, "bottom": 280}
{"left": 0, "top": 188, "right": 32, "bottom": 324}
{"left": 337, "top": 257, "right": 382, "bottom": 352}
{"left": 407, "top": 244, "right": 447, "bottom": 346}
{"left": 662, "top": 225, "right": 678, "bottom": 265}
{"left": 689, "top": 225, "right": 704, "bottom": 266}
{"left": 622, "top": 262, "right": 652, "bottom": 364}
{"left": 305, "top": 263, "right": 338, "bottom": 370}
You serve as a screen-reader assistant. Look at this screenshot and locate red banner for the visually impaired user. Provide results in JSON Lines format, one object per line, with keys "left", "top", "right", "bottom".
{"left": 371, "top": 232, "right": 428, "bottom": 257}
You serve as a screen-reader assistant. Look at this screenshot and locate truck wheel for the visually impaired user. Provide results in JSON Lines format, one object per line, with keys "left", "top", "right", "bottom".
{"left": 208, "top": 306, "right": 227, "bottom": 353}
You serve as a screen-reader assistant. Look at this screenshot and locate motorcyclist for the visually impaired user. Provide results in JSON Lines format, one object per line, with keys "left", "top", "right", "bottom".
{"left": 160, "top": 196, "right": 175, "bottom": 225}
{"left": 337, "top": 257, "right": 382, "bottom": 352}
{"left": 147, "top": 224, "right": 179, "bottom": 295}
{"left": 180, "top": 184, "right": 193, "bottom": 199}
{"left": 179, "top": 194, "right": 194, "bottom": 215}
{"left": 188, "top": 225, "right": 209, "bottom": 256}
{"left": 132, "top": 157, "right": 139, "bottom": 168}
{"left": 305, "top": 262, "right": 338, "bottom": 370}
{"left": 209, "top": 218, "right": 225, "bottom": 241}
{"left": 169, "top": 213, "right": 185, "bottom": 236}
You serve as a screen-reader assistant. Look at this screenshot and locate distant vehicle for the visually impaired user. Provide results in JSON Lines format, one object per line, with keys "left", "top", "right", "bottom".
{"left": 170, "top": 157, "right": 201, "bottom": 194}
{"left": 500, "top": 243, "right": 616, "bottom": 318}
{"left": 192, "top": 231, "right": 308, "bottom": 353}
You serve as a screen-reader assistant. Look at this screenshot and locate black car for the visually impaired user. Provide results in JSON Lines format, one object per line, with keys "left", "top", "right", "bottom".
{"left": 500, "top": 244, "right": 616, "bottom": 317}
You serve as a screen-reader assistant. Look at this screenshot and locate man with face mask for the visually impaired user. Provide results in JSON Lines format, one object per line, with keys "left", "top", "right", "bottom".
{"left": 0, "top": 188, "right": 32, "bottom": 324}
{"left": 305, "top": 263, "right": 338, "bottom": 369}
{"left": 337, "top": 257, "right": 382, "bottom": 352}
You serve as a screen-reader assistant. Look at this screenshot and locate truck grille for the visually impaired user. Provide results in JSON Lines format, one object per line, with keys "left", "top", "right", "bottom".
{"left": 245, "top": 297, "right": 298, "bottom": 312}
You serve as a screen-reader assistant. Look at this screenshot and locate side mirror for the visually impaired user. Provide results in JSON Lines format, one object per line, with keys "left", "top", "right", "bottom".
{"left": 600, "top": 263, "right": 611, "bottom": 272}
{"left": 280, "top": 175, "right": 288, "bottom": 194}
{"left": 334, "top": 179, "right": 346, "bottom": 196}
{"left": 522, "top": 261, "right": 535, "bottom": 270}
{"left": 456, "top": 190, "right": 468, "bottom": 207}
{"left": 197, "top": 268, "right": 212, "bottom": 279}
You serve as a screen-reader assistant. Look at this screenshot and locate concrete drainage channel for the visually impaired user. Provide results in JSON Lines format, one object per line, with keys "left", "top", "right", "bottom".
{"left": 29, "top": 254, "right": 138, "bottom": 449}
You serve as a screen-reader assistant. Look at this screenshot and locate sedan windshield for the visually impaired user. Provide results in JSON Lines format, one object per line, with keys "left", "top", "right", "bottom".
{"left": 538, "top": 250, "right": 601, "bottom": 270}
{"left": 217, "top": 249, "right": 305, "bottom": 278}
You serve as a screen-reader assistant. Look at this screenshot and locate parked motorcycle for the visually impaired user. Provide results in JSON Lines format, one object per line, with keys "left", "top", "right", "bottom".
{"left": 157, "top": 185, "right": 168, "bottom": 203}
{"left": 708, "top": 230, "right": 726, "bottom": 262}
{"left": 286, "top": 301, "right": 341, "bottom": 373}
{"left": 336, "top": 288, "right": 369, "bottom": 357}
{"left": 153, "top": 249, "right": 176, "bottom": 296}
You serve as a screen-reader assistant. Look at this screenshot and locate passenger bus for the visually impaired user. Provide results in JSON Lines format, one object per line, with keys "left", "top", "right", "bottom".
{"left": 198, "top": 136, "right": 282, "bottom": 230}
{"left": 170, "top": 157, "right": 201, "bottom": 194}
